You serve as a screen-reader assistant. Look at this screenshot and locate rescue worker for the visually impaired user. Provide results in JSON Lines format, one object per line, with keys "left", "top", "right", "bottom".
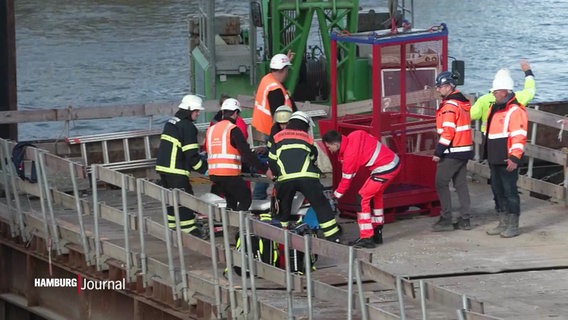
{"left": 483, "top": 69, "right": 528, "bottom": 238}
{"left": 251, "top": 53, "right": 298, "bottom": 201}
{"left": 322, "top": 129, "right": 401, "bottom": 249}
{"left": 155, "top": 94, "right": 208, "bottom": 238}
{"left": 268, "top": 111, "right": 342, "bottom": 243}
{"left": 471, "top": 60, "right": 535, "bottom": 221}
{"left": 431, "top": 71, "right": 474, "bottom": 232}
{"left": 206, "top": 98, "right": 272, "bottom": 211}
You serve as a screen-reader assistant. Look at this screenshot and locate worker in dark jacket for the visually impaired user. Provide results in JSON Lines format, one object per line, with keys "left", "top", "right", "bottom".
{"left": 206, "top": 98, "right": 273, "bottom": 211}
{"left": 268, "top": 111, "right": 342, "bottom": 243}
{"left": 156, "top": 94, "right": 208, "bottom": 238}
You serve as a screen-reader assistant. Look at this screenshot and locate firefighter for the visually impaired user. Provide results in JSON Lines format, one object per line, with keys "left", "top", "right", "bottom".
{"left": 483, "top": 69, "right": 528, "bottom": 238}
{"left": 431, "top": 71, "right": 474, "bottom": 232}
{"left": 322, "top": 129, "right": 401, "bottom": 249}
{"left": 155, "top": 94, "right": 208, "bottom": 238}
{"left": 206, "top": 98, "right": 272, "bottom": 211}
{"left": 251, "top": 53, "right": 298, "bottom": 201}
{"left": 268, "top": 111, "right": 342, "bottom": 243}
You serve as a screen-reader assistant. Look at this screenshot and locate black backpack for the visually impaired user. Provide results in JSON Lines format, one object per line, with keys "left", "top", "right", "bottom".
{"left": 12, "top": 142, "right": 37, "bottom": 183}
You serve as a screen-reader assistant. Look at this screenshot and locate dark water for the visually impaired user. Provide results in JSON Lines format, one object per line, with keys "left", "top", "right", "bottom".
{"left": 15, "top": 0, "right": 568, "bottom": 139}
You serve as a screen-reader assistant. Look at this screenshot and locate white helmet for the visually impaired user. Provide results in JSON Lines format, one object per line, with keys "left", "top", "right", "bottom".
{"left": 491, "top": 68, "right": 514, "bottom": 91}
{"left": 220, "top": 98, "right": 241, "bottom": 111}
{"left": 273, "top": 105, "right": 293, "bottom": 123}
{"left": 270, "top": 53, "right": 292, "bottom": 70}
{"left": 178, "top": 94, "right": 204, "bottom": 111}
{"left": 289, "top": 111, "right": 314, "bottom": 127}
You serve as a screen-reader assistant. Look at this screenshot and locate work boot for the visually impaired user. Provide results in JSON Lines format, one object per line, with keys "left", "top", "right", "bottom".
{"left": 432, "top": 216, "right": 454, "bottom": 232}
{"left": 325, "top": 233, "right": 342, "bottom": 244}
{"left": 349, "top": 237, "right": 376, "bottom": 249}
{"left": 373, "top": 225, "right": 383, "bottom": 244}
{"left": 189, "top": 227, "right": 208, "bottom": 240}
{"left": 453, "top": 217, "right": 471, "bottom": 230}
{"left": 500, "top": 214, "right": 520, "bottom": 238}
{"left": 486, "top": 211, "right": 507, "bottom": 235}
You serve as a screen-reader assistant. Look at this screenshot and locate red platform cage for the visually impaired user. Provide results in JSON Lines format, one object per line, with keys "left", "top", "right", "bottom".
{"left": 318, "top": 24, "right": 450, "bottom": 223}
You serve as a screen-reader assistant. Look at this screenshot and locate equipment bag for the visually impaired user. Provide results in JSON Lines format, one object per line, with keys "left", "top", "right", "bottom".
{"left": 278, "top": 225, "right": 318, "bottom": 274}
{"left": 233, "top": 232, "right": 279, "bottom": 277}
{"left": 11, "top": 142, "right": 37, "bottom": 183}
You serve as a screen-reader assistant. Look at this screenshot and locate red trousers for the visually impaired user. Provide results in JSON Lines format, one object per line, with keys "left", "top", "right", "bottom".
{"left": 357, "top": 165, "right": 401, "bottom": 238}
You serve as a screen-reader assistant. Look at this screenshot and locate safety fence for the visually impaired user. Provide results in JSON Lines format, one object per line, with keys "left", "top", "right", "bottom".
{"left": 0, "top": 137, "right": 504, "bottom": 319}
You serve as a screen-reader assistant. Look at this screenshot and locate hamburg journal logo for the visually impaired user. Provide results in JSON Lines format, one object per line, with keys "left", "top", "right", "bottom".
{"left": 34, "top": 275, "right": 125, "bottom": 293}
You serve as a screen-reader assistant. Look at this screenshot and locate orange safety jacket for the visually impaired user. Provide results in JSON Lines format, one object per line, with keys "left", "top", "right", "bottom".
{"left": 435, "top": 91, "right": 474, "bottom": 160}
{"left": 484, "top": 95, "right": 528, "bottom": 165}
{"left": 252, "top": 73, "right": 292, "bottom": 136}
{"left": 206, "top": 120, "right": 242, "bottom": 176}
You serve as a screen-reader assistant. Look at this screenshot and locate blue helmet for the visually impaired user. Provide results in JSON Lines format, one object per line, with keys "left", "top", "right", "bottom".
{"left": 435, "top": 71, "right": 457, "bottom": 87}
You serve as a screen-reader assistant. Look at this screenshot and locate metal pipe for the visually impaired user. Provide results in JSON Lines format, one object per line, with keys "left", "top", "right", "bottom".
{"left": 245, "top": 216, "right": 259, "bottom": 320}
{"left": 70, "top": 161, "right": 91, "bottom": 266}
{"left": 304, "top": 234, "right": 313, "bottom": 320}
{"left": 238, "top": 211, "right": 249, "bottom": 316}
{"left": 284, "top": 229, "right": 293, "bottom": 319}
{"left": 121, "top": 174, "right": 131, "bottom": 282}
{"left": 221, "top": 207, "right": 237, "bottom": 319}
{"left": 91, "top": 165, "right": 102, "bottom": 270}
{"left": 0, "top": 141, "right": 16, "bottom": 237}
{"left": 38, "top": 151, "right": 62, "bottom": 254}
{"left": 208, "top": 205, "right": 224, "bottom": 319}
{"left": 419, "top": 280, "right": 427, "bottom": 320}
{"left": 160, "top": 188, "right": 178, "bottom": 300}
{"left": 173, "top": 189, "right": 189, "bottom": 302}
{"left": 396, "top": 276, "right": 407, "bottom": 320}
{"left": 2, "top": 140, "right": 24, "bottom": 239}
{"left": 33, "top": 150, "right": 51, "bottom": 251}
{"left": 355, "top": 259, "right": 368, "bottom": 320}
{"left": 136, "top": 179, "right": 148, "bottom": 288}
{"left": 347, "top": 246, "right": 354, "bottom": 320}
{"left": 527, "top": 105, "right": 539, "bottom": 177}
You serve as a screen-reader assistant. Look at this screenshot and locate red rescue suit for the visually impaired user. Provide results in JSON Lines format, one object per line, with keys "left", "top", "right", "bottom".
{"left": 334, "top": 130, "right": 401, "bottom": 238}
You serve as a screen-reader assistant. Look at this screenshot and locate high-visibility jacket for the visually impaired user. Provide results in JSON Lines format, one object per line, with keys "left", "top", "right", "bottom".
{"left": 484, "top": 95, "right": 528, "bottom": 165}
{"left": 206, "top": 120, "right": 242, "bottom": 176}
{"left": 268, "top": 129, "right": 320, "bottom": 182}
{"left": 471, "top": 72, "right": 535, "bottom": 132}
{"left": 252, "top": 73, "right": 292, "bottom": 136}
{"left": 435, "top": 90, "right": 474, "bottom": 160}
{"left": 334, "top": 130, "right": 400, "bottom": 199}
{"left": 155, "top": 111, "right": 205, "bottom": 176}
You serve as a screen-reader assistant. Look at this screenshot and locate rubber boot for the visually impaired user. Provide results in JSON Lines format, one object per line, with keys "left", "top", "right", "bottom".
{"left": 432, "top": 216, "right": 454, "bottom": 232}
{"left": 486, "top": 211, "right": 507, "bottom": 235}
{"left": 373, "top": 225, "right": 383, "bottom": 244}
{"left": 500, "top": 214, "right": 520, "bottom": 238}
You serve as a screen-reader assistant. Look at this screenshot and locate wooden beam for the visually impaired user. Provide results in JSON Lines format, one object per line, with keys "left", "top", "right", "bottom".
{"left": 0, "top": 0, "right": 17, "bottom": 139}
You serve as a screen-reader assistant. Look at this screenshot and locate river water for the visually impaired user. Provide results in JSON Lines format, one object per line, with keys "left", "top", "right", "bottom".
{"left": 14, "top": 0, "right": 568, "bottom": 139}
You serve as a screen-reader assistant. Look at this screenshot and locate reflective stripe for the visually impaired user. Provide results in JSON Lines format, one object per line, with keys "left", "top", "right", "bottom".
{"left": 160, "top": 134, "right": 181, "bottom": 147}
{"left": 445, "top": 100, "right": 459, "bottom": 106}
{"left": 439, "top": 137, "right": 451, "bottom": 145}
{"left": 334, "top": 191, "right": 343, "bottom": 198}
{"left": 342, "top": 172, "right": 354, "bottom": 179}
{"left": 444, "top": 145, "right": 473, "bottom": 153}
{"left": 510, "top": 129, "right": 527, "bottom": 137}
{"left": 155, "top": 165, "right": 189, "bottom": 176}
{"left": 456, "top": 125, "right": 470, "bottom": 132}
{"left": 371, "top": 154, "right": 400, "bottom": 174}
{"left": 277, "top": 171, "right": 320, "bottom": 182}
{"left": 319, "top": 219, "right": 337, "bottom": 229}
{"left": 323, "top": 226, "right": 340, "bottom": 237}
{"left": 366, "top": 142, "right": 382, "bottom": 167}
{"left": 209, "top": 164, "right": 241, "bottom": 169}
{"left": 359, "top": 223, "right": 373, "bottom": 230}
{"left": 358, "top": 212, "right": 371, "bottom": 219}
{"left": 437, "top": 129, "right": 444, "bottom": 134}
{"left": 208, "top": 154, "right": 241, "bottom": 160}
{"left": 181, "top": 143, "right": 199, "bottom": 152}
{"left": 442, "top": 121, "right": 456, "bottom": 128}
{"left": 192, "top": 160, "right": 203, "bottom": 171}
{"left": 509, "top": 143, "right": 524, "bottom": 152}
{"left": 372, "top": 209, "right": 384, "bottom": 215}
{"left": 488, "top": 132, "right": 509, "bottom": 139}
{"left": 371, "top": 216, "right": 384, "bottom": 224}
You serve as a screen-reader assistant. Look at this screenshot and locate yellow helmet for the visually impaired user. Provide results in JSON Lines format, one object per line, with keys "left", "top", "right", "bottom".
{"left": 273, "top": 105, "right": 293, "bottom": 123}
